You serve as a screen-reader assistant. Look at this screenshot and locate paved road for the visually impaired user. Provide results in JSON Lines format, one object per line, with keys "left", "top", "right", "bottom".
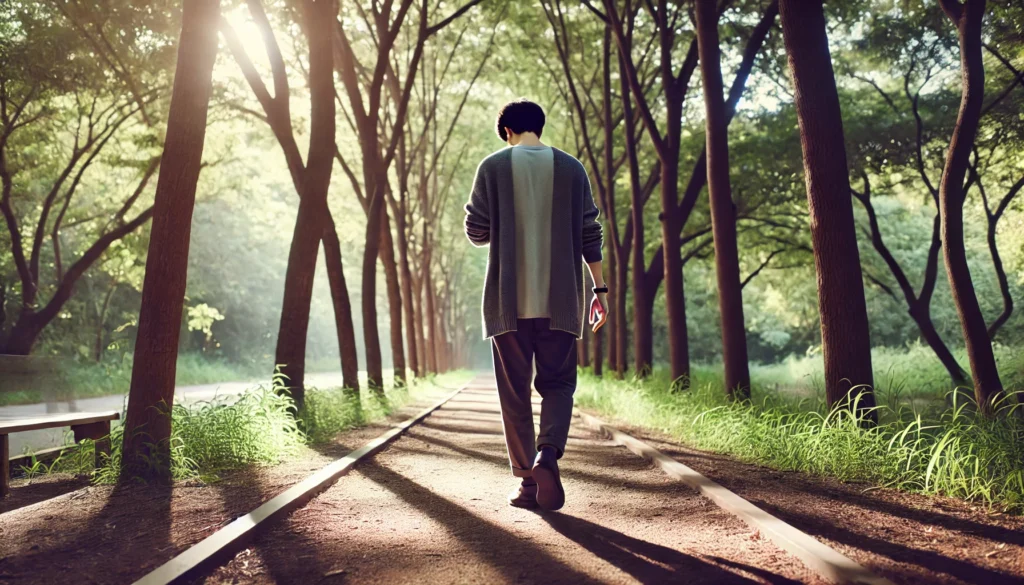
{"left": 1, "top": 372, "right": 346, "bottom": 456}
{"left": 203, "top": 375, "right": 822, "bottom": 584}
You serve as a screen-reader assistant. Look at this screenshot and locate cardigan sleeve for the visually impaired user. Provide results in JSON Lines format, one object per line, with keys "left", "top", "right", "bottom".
{"left": 464, "top": 161, "right": 490, "bottom": 247}
{"left": 581, "top": 167, "right": 603, "bottom": 263}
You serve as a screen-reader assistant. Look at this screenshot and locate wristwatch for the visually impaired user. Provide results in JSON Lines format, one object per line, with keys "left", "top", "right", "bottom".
{"left": 592, "top": 286, "right": 609, "bottom": 293}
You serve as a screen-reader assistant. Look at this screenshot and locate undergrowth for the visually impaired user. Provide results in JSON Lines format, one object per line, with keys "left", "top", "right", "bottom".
{"left": 19, "top": 370, "right": 470, "bottom": 484}
{"left": 575, "top": 369, "right": 1024, "bottom": 513}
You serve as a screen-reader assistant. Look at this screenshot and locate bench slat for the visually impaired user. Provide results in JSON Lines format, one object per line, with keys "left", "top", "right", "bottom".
{"left": 0, "top": 411, "right": 120, "bottom": 435}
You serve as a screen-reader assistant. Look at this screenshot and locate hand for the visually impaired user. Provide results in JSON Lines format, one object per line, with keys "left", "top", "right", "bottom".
{"left": 589, "top": 293, "right": 609, "bottom": 333}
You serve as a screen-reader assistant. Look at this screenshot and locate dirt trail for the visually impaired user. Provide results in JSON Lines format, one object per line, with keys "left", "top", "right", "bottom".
{"left": 202, "top": 378, "right": 822, "bottom": 584}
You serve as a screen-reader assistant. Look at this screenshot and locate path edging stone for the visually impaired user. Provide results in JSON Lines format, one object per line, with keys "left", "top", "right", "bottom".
{"left": 575, "top": 408, "right": 894, "bottom": 585}
{"left": 133, "top": 381, "right": 473, "bottom": 585}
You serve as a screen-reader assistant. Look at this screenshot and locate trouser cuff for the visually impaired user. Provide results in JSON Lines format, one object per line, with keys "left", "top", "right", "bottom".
{"left": 511, "top": 465, "right": 533, "bottom": 478}
{"left": 537, "top": 440, "right": 565, "bottom": 459}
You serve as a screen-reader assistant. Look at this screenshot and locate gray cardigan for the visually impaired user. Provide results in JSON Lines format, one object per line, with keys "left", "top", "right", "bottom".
{"left": 464, "top": 147, "right": 603, "bottom": 339}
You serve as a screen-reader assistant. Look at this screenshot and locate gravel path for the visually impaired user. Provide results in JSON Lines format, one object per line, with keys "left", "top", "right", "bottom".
{"left": 202, "top": 378, "right": 822, "bottom": 584}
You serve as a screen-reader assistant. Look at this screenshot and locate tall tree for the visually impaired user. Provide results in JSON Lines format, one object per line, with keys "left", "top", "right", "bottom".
{"left": 778, "top": 0, "right": 876, "bottom": 416}
{"left": 0, "top": 4, "right": 163, "bottom": 355}
{"left": 389, "top": 24, "right": 496, "bottom": 378}
{"left": 222, "top": 0, "right": 357, "bottom": 406}
{"left": 584, "top": 0, "right": 777, "bottom": 378}
{"left": 694, "top": 0, "right": 750, "bottom": 397}
{"left": 597, "top": 0, "right": 698, "bottom": 383}
{"left": 845, "top": 32, "right": 969, "bottom": 385}
{"left": 333, "top": 0, "right": 484, "bottom": 391}
{"left": 936, "top": 0, "right": 1006, "bottom": 412}
{"left": 540, "top": 2, "right": 627, "bottom": 377}
{"left": 121, "top": 0, "right": 221, "bottom": 480}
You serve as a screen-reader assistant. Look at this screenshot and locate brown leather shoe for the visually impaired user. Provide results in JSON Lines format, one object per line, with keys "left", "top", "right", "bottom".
{"left": 532, "top": 447, "right": 565, "bottom": 511}
{"left": 508, "top": 482, "right": 538, "bottom": 508}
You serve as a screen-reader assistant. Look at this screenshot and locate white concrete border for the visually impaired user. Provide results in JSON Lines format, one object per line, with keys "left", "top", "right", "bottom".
{"left": 575, "top": 409, "right": 894, "bottom": 585}
{"left": 134, "top": 380, "right": 474, "bottom": 585}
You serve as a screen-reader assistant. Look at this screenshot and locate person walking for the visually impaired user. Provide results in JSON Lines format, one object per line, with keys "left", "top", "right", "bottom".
{"left": 464, "top": 99, "right": 608, "bottom": 511}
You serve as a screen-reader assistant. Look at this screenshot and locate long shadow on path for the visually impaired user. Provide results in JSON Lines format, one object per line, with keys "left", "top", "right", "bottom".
{"left": 751, "top": 500, "right": 1024, "bottom": 585}
{"left": 401, "top": 431, "right": 676, "bottom": 494}
{"left": 360, "top": 461, "right": 602, "bottom": 584}
{"left": 362, "top": 459, "right": 769, "bottom": 585}
{"left": 539, "top": 512, "right": 764, "bottom": 585}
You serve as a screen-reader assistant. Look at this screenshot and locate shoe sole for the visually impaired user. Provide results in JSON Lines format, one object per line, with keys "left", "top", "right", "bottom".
{"left": 508, "top": 498, "right": 538, "bottom": 509}
{"left": 532, "top": 461, "right": 565, "bottom": 511}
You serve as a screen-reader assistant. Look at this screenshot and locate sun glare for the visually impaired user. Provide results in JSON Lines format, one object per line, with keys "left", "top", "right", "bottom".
{"left": 222, "top": 5, "right": 271, "bottom": 65}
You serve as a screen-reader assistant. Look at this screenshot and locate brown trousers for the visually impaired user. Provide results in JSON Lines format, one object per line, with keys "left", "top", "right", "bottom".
{"left": 490, "top": 318, "right": 578, "bottom": 477}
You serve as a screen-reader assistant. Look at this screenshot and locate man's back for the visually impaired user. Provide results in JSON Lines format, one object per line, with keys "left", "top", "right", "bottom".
{"left": 462, "top": 98, "right": 608, "bottom": 512}
{"left": 511, "top": 144, "right": 554, "bottom": 319}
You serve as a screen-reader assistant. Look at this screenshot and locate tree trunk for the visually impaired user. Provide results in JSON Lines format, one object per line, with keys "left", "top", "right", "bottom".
{"left": 437, "top": 306, "right": 451, "bottom": 372}
{"left": 422, "top": 246, "right": 438, "bottom": 374}
{"left": 323, "top": 226, "right": 360, "bottom": 397}
{"left": 617, "top": 50, "right": 652, "bottom": 377}
{"left": 778, "top": 0, "right": 875, "bottom": 417}
{"left": 3, "top": 311, "right": 44, "bottom": 355}
{"left": 614, "top": 243, "right": 629, "bottom": 376}
{"left": 986, "top": 218, "right": 1013, "bottom": 340}
{"left": 910, "top": 302, "right": 969, "bottom": 386}
{"left": 578, "top": 331, "right": 589, "bottom": 371}
{"left": 601, "top": 25, "right": 626, "bottom": 379}
{"left": 273, "top": 203, "right": 321, "bottom": 407}
{"left": 379, "top": 206, "right": 406, "bottom": 386}
{"left": 631, "top": 238, "right": 653, "bottom": 376}
{"left": 660, "top": 163, "right": 690, "bottom": 386}
{"left": 94, "top": 279, "right": 117, "bottom": 362}
{"left": 270, "top": 0, "right": 337, "bottom": 410}
{"left": 121, "top": 0, "right": 220, "bottom": 482}
{"left": 412, "top": 273, "right": 427, "bottom": 376}
{"left": 428, "top": 280, "right": 444, "bottom": 372}
{"left": 395, "top": 210, "right": 419, "bottom": 377}
{"left": 361, "top": 191, "right": 385, "bottom": 393}
{"left": 696, "top": 0, "right": 750, "bottom": 398}
{"left": 605, "top": 240, "right": 618, "bottom": 374}
{"left": 938, "top": 0, "right": 1004, "bottom": 413}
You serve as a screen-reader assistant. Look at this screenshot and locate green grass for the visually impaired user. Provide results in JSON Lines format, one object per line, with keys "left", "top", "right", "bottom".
{"left": 750, "top": 343, "right": 1024, "bottom": 411}
{"left": 575, "top": 369, "right": 1024, "bottom": 513}
{"left": 19, "top": 370, "right": 472, "bottom": 483}
{"left": 299, "top": 371, "right": 468, "bottom": 442}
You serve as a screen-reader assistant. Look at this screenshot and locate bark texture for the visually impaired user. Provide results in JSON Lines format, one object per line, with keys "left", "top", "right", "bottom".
{"left": 121, "top": 0, "right": 221, "bottom": 481}
{"left": 937, "top": 0, "right": 1005, "bottom": 413}
{"left": 695, "top": 0, "right": 750, "bottom": 398}
{"left": 778, "top": 0, "right": 876, "bottom": 415}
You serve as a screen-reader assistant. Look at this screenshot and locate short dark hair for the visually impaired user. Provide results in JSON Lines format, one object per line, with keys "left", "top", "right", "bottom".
{"left": 496, "top": 99, "right": 545, "bottom": 141}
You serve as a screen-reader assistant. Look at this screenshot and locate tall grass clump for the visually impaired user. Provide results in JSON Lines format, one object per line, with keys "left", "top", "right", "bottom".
{"left": 93, "top": 385, "right": 304, "bottom": 483}
{"left": 24, "top": 370, "right": 471, "bottom": 484}
{"left": 575, "top": 369, "right": 1024, "bottom": 512}
{"left": 299, "top": 370, "right": 471, "bottom": 442}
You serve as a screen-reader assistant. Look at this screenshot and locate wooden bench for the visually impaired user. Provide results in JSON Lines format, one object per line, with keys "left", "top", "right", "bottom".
{"left": 1, "top": 411, "right": 120, "bottom": 497}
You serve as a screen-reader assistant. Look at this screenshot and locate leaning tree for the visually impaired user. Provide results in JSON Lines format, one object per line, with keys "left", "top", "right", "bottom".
{"left": 936, "top": 0, "right": 1010, "bottom": 413}
{"left": 222, "top": 0, "right": 358, "bottom": 407}
{"left": 0, "top": 2, "right": 168, "bottom": 355}
{"left": 121, "top": 0, "right": 223, "bottom": 481}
